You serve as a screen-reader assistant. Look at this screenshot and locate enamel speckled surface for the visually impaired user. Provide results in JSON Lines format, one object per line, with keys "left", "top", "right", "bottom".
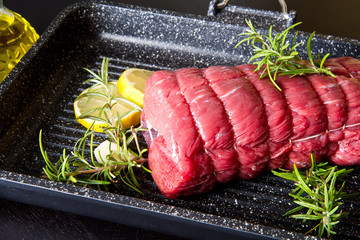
{"left": 0, "top": 1, "right": 359, "bottom": 239}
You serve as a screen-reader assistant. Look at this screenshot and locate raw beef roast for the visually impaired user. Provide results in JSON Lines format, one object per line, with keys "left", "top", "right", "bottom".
{"left": 141, "top": 57, "right": 360, "bottom": 199}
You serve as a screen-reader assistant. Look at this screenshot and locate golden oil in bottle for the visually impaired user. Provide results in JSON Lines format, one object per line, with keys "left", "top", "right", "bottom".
{"left": 0, "top": 1, "right": 39, "bottom": 83}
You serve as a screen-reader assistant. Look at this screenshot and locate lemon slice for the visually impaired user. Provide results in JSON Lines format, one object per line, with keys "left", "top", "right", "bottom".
{"left": 117, "top": 68, "right": 153, "bottom": 108}
{"left": 74, "top": 81, "right": 141, "bottom": 132}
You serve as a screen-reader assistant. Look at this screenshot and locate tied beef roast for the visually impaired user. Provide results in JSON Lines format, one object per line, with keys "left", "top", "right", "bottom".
{"left": 141, "top": 56, "right": 360, "bottom": 199}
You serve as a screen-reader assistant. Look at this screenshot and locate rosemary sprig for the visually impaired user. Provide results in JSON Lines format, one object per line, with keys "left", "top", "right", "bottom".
{"left": 236, "top": 19, "right": 335, "bottom": 91}
{"left": 40, "top": 58, "right": 150, "bottom": 193}
{"left": 272, "top": 154, "right": 358, "bottom": 237}
{"left": 40, "top": 126, "right": 150, "bottom": 193}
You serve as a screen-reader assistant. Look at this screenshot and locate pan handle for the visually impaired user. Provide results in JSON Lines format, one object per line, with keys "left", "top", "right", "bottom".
{"left": 211, "top": 0, "right": 288, "bottom": 14}
{"left": 216, "top": 0, "right": 229, "bottom": 10}
{"left": 207, "top": 0, "right": 295, "bottom": 30}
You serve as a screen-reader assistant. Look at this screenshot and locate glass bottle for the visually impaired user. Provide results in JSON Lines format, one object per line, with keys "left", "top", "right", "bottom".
{"left": 0, "top": 0, "right": 39, "bottom": 83}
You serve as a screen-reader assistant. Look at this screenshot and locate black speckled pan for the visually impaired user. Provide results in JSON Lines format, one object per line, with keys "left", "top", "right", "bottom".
{"left": 1, "top": 1, "right": 360, "bottom": 239}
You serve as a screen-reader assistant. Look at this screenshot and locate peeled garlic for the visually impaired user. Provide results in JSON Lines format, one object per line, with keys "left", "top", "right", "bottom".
{"left": 94, "top": 140, "right": 119, "bottom": 163}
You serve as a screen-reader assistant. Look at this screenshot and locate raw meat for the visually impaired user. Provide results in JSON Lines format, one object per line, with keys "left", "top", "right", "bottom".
{"left": 141, "top": 57, "right": 360, "bottom": 198}
{"left": 306, "top": 74, "right": 347, "bottom": 162}
{"left": 238, "top": 65, "right": 292, "bottom": 170}
{"left": 324, "top": 57, "right": 360, "bottom": 166}
{"left": 276, "top": 75, "right": 328, "bottom": 169}
{"left": 203, "top": 66, "right": 269, "bottom": 179}
{"left": 176, "top": 68, "right": 239, "bottom": 183}
{"left": 142, "top": 70, "right": 216, "bottom": 198}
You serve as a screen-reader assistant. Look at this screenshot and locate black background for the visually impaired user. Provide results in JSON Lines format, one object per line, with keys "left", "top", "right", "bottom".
{"left": 1, "top": 0, "right": 360, "bottom": 239}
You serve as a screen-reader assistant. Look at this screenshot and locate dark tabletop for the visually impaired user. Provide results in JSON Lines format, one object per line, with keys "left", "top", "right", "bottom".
{"left": 1, "top": 0, "right": 360, "bottom": 239}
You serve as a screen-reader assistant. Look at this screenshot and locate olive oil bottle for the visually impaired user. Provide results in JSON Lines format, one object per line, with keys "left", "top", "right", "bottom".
{"left": 0, "top": 0, "right": 39, "bottom": 83}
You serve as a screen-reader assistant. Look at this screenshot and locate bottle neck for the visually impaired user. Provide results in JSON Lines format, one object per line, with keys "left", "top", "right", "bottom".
{"left": 0, "top": 0, "right": 5, "bottom": 12}
{"left": 0, "top": 0, "right": 4, "bottom": 12}
{"left": 0, "top": 1, "right": 14, "bottom": 30}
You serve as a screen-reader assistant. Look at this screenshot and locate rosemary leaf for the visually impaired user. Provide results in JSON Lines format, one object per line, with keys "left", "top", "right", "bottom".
{"left": 291, "top": 214, "right": 323, "bottom": 221}
{"left": 283, "top": 205, "right": 304, "bottom": 217}
{"left": 271, "top": 170, "right": 297, "bottom": 181}
{"left": 293, "top": 201, "right": 324, "bottom": 212}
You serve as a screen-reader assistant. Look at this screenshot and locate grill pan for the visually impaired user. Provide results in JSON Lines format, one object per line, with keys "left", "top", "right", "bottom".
{"left": 0, "top": 1, "right": 360, "bottom": 239}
